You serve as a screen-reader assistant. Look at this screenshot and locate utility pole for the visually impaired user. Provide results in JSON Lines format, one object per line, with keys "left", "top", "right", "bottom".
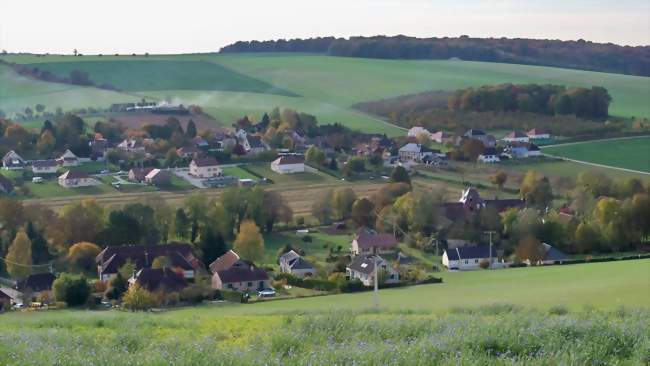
{"left": 373, "top": 255, "right": 379, "bottom": 311}
{"left": 485, "top": 231, "right": 497, "bottom": 268}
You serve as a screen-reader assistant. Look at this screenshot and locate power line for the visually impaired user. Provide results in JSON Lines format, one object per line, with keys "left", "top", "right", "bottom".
{"left": 0, "top": 256, "right": 52, "bottom": 268}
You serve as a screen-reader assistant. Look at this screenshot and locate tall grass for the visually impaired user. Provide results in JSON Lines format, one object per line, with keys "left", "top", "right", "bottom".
{"left": 0, "top": 306, "right": 648, "bottom": 365}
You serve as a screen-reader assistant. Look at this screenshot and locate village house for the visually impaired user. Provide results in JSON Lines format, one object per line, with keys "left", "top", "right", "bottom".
{"left": 89, "top": 135, "right": 110, "bottom": 160}
{"left": 442, "top": 245, "right": 498, "bottom": 270}
{"left": 346, "top": 254, "right": 400, "bottom": 286}
{"left": 128, "top": 268, "right": 188, "bottom": 293}
{"left": 440, "top": 187, "right": 524, "bottom": 222}
{"left": 189, "top": 157, "right": 222, "bottom": 178}
{"left": 32, "top": 160, "right": 59, "bottom": 174}
{"left": 527, "top": 243, "right": 569, "bottom": 265}
{"left": 128, "top": 167, "right": 154, "bottom": 183}
{"left": 398, "top": 143, "right": 442, "bottom": 163}
{"left": 430, "top": 130, "right": 454, "bottom": 144}
{"left": 527, "top": 128, "right": 550, "bottom": 140}
{"left": 503, "top": 131, "right": 530, "bottom": 143}
{"left": 478, "top": 147, "right": 501, "bottom": 163}
{"left": 15, "top": 272, "right": 57, "bottom": 302}
{"left": 58, "top": 170, "right": 100, "bottom": 188}
{"left": 211, "top": 259, "right": 271, "bottom": 292}
{"left": 191, "top": 136, "right": 210, "bottom": 149}
{"left": 56, "top": 149, "right": 80, "bottom": 167}
{"left": 351, "top": 228, "right": 399, "bottom": 256}
{"left": 117, "top": 139, "right": 146, "bottom": 154}
{"left": 2, "top": 151, "right": 26, "bottom": 170}
{"left": 279, "top": 250, "right": 316, "bottom": 277}
{"left": 247, "top": 135, "right": 268, "bottom": 155}
{"left": 271, "top": 155, "right": 306, "bottom": 174}
{"left": 144, "top": 169, "right": 171, "bottom": 186}
{"left": 0, "top": 174, "right": 14, "bottom": 194}
{"left": 464, "top": 129, "right": 496, "bottom": 148}
{"left": 177, "top": 146, "right": 203, "bottom": 159}
{"left": 209, "top": 250, "right": 240, "bottom": 273}
{"left": 407, "top": 126, "right": 431, "bottom": 139}
{"left": 96, "top": 244, "right": 201, "bottom": 281}
{"left": 503, "top": 142, "right": 541, "bottom": 159}
{"left": 0, "top": 287, "right": 22, "bottom": 307}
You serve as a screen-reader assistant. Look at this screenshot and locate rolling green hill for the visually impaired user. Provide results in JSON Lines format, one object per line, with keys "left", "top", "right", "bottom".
{"left": 2, "top": 53, "right": 649, "bottom": 136}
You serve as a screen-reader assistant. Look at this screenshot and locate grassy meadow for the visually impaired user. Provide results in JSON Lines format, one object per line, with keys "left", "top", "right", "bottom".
{"left": 3, "top": 53, "right": 649, "bottom": 136}
{"left": 542, "top": 137, "right": 650, "bottom": 173}
{"left": 1, "top": 260, "right": 649, "bottom": 365}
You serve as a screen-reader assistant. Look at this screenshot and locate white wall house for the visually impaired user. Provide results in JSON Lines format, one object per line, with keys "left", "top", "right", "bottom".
{"left": 346, "top": 254, "right": 399, "bottom": 287}
{"left": 2, "top": 151, "right": 26, "bottom": 170}
{"left": 32, "top": 160, "right": 59, "bottom": 174}
{"left": 57, "top": 149, "right": 80, "bottom": 167}
{"left": 527, "top": 129, "right": 550, "bottom": 140}
{"left": 271, "top": 155, "right": 306, "bottom": 174}
{"left": 407, "top": 126, "right": 430, "bottom": 139}
{"left": 351, "top": 229, "right": 398, "bottom": 256}
{"left": 189, "top": 157, "right": 222, "bottom": 178}
{"left": 279, "top": 250, "right": 316, "bottom": 277}
{"left": 442, "top": 245, "right": 497, "bottom": 270}
{"left": 503, "top": 131, "right": 530, "bottom": 143}
{"left": 478, "top": 148, "right": 500, "bottom": 163}
{"left": 58, "top": 170, "right": 99, "bottom": 188}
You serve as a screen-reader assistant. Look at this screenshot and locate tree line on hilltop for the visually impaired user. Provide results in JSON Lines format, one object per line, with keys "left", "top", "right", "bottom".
{"left": 220, "top": 35, "right": 650, "bottom": 76}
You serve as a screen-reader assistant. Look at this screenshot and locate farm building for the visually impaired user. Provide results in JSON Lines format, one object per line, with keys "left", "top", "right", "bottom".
{"left": 144, "top": 169, "right": 171, "bottom": 186}
{"left": 209, "top": 250, "right": 240, "bottom": 273}
{"left": 346, "top": 254, "right": 399, "bottom": 287}
{"left": 15, "top": 272, "right": 57, "bottom": 302}
{"left": 211, "top": 259, "right": 271, "bottom": 292}
{"left": 271, "top": 155, "right": 306, "bottom": 174}
{"left": 464, "top": 129, "right": 496, "bottom": 148}
{"left": 32, "top": 160, "right": 59, "bottom": 174}
{"left": 58, "top": 170, "right": 100, "bottom": 188}
{"left": 430, "top": 130, "right": 454, "bottom": 144}
{"left": 96, "top": 244, "right": 201, "bottom": 281}
{"left": 178, "top": 146, "right": 203, "bottom": 159}
{"left": 398, "top": 143, "right": 442, "bottom": 163}
{"left": 189, "top": 157, "right": 221, "bottom": 178}
{"left": 351, "top": 228, "right": 398, "bottom": 256}
{"left": 2, "top": 151, "right": 26, "bottom": 170}
{"left": 442, "top": 245, "right": 497, "bottom": 270}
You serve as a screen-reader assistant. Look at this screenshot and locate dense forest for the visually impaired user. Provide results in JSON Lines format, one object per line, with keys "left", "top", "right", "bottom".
{"left": 448, "top": 84, "right": 611, "bottom": 120}
{"left": 219, "top": 35, "right": 650, "bottom": 76}
{"left": 354, "top": 87, "right": 637, "bottom": 137}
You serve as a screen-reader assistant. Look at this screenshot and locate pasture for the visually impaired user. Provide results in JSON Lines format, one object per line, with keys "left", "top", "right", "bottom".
{"left": 3, "top": 53, "right": 649, "bottom": 136}
{"left": 1, "top": 260, "right": 648, "bottom": 365}
{"left": 542, "top": 137, "right": 650, "bottom": 173}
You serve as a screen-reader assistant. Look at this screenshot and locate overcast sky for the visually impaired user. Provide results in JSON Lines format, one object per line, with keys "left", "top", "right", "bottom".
{"left": 1, "top": 0, "right": 648, "bottom": 54}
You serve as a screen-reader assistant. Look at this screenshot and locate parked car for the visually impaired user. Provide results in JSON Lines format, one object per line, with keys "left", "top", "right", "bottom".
{"left": 258, "top": 289, "right": 276, "bottom": 298}
{"left": 32, "top": 177, "right": 44, "bottom": 183}
{"left": 100, "top": 169, "right": 110, "bottom": 174}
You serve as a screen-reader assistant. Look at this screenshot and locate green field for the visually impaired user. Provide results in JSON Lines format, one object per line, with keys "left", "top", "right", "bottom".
{"left": 243, "top": 163, "right": 339, "bottom": 184}
{"left": 542, "top": 137, "right": 650, "bottom": 173}
{"left": 221, "top": 166, "right": 258, "bottom": 180}
{"left": 1, "top": 260, "right": 648, "bottom": 365}
{"left": 31, "top": 60, "right": 295, "bottom": 95}
{"left": 3, "top": 53, "right": 649, "bottom": 136}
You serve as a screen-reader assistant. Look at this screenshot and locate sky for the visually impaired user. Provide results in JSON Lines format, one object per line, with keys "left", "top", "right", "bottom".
{"left": 1, "top": 0, "right": 648, "bottom": 54}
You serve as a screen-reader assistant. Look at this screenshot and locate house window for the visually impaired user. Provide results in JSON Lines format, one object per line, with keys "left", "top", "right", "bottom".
{"left": 475, "top": 259, "right": 479, "bottom": 263}
{"left": 227, "top": 284, "right": 233, "bottom": 289}
{"left": 464, "top": 260, "right": 468, "bottom": 264}
{"left": 247, "top": 282, "right": 253, "bottom": 287}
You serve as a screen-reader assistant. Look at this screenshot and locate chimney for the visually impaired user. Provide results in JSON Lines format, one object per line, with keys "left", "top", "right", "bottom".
{"left": 145, "top": 251, "right": 149, "bottom": 267}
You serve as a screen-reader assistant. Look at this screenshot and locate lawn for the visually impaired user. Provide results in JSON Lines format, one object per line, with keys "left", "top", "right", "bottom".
{"left": 22, "top": 180, "right": 114, "bottom": 198}
{"left": 30, "top": 60, "right": 295, "bottom": 96}
{"left": 243, "top": 163, "right": 338, "bottom": 185}
{"left": 222, "top": 166, "right": 258, "bottom": 180}
{"left": 542, "top": 137, "right": 650, "bottom": 173}
{"left": 261, "top": 231, "right": 351, "bottom": 268}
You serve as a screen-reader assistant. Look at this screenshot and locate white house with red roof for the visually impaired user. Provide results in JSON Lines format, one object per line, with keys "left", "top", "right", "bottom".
{"left": 271, "top": 155, "right": 305, "bottom": 174}
{"left": 503, "top": 131, "right": 530, "bottom": 143}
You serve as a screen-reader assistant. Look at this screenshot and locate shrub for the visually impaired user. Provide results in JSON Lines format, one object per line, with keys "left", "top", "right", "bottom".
{"left": 220, "top": 289, "right": 245, "bottom": 303}
{"left": 104, "top": 273, "right": 129, "bottom": 301}
{"left": 122, "top": 284, "right": 157, "bottom": 311}
{"left": 549, "top": 305, "right": 569, "bottom": 315}
{"left": 179, "top": 284, "right": 215, "bottom": 304}
{"left": 52, "top": 274, "right": 91, "bottom": 307}
{"left": 302, "top": 235, "right": 312, "bottom": 243}
{"left": 479, "top": 259, "right": 490, "bottom": 269}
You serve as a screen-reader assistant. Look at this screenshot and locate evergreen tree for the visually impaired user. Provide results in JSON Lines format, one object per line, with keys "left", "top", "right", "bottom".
{"left": 174, "top": 208, "right": 190, "bottom": 240}
{"left": 26, "top": 221, "right": 51, "bottom": 265}
{"left": 198, "top": 227, "right": 228, "bottom": 266}
{"left": 186, "top": 120, "right": 197, "bottom": 139}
